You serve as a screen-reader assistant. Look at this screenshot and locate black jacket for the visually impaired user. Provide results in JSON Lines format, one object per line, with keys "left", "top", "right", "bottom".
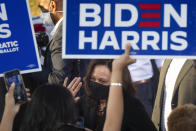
{"left": 122, "top": 94, "right": 157, "bottom": 131}
{"left": 77, "top": 94, "right": 157, "bottom": 131}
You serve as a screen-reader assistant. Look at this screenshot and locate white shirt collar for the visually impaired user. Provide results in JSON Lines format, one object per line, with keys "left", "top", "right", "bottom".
{"left": 50, "top": 17, "right": 63, "bottom": 37}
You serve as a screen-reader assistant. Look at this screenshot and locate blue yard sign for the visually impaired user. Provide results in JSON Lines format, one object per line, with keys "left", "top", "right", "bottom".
{"left": 0, "top": 0, "right": 41, "bottom": 76}
{"left": 63, "top": 0, "right": 196, "bottom": 59}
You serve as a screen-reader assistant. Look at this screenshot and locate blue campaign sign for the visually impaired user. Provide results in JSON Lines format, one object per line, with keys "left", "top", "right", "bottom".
{"left": 63, "top": 0, "right": 196, "bottom": 59}
{"left": 0, "top": 0, "right": 41, "bottom": 76}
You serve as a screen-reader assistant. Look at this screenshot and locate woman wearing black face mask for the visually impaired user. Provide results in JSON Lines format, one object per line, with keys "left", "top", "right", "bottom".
{"left": 76, "top": 60, "right": 112, "bottom": 131}
{"left": 74, "top": 59, "right": 156, "bottom": 131}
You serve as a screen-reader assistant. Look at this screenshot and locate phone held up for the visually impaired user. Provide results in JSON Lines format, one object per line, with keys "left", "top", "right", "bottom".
{"left": 4, "top": 69, "right": 27, "bottom": 103}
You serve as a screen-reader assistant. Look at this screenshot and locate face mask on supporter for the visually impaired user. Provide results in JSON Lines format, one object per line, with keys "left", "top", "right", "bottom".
{"left": 43, "top": 25, "right": 54, "bottom": 40}
{"left": 40, "top": 11, "right": 54, "bottom": 27}
{"left": 41, "top": 11, "right": 63, "bottom": 36}
{"left": 88, "top": 81, "right": 109, "bottom": 100}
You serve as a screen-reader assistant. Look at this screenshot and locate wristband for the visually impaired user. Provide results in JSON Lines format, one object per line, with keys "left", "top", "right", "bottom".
{"left": 110, "top": 82, "right": 122, "bottom": 87}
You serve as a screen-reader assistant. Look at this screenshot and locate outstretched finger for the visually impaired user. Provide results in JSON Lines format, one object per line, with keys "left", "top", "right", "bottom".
{"left": 125, "top": 43, "right": 131, "bottom": 56}
{"left": 63, "top": 77, "right": 68, "bottom": 87}
{"left": 125, "top": 44, "right": 136, "bottom": 64}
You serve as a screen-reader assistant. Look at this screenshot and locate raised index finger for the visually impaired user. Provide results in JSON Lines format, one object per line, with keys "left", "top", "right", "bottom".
{"left": 125, "top": 43, "right": 131, "bottom": 56}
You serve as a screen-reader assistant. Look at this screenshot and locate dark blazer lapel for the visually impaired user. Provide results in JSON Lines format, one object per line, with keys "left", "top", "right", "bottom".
{"left": 158, "top": 59, "right": 172, "bottom": 107}
{"left": 172, "top": 60, "right": 193, "bottom": 99}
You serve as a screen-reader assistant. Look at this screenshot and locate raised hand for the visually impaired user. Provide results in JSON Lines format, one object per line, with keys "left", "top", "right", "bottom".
{"left": 112, "top": 43, "right": 136, "bottom": 71}
{"left": 63, "top": 77, "right": 82, "bottom": 102}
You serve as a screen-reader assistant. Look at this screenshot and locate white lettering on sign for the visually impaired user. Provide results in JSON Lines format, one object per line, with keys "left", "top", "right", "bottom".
{"left": 78, "top": 3, "right": 188, "bottom": 51}
{"left": 104, "top": 4, "right": 111, "bottom": 27}
{"left": 0, "top": 41, "right": 19, "bottom": 54}
{"left": 170, "top": 31, "right": 187, "bottom": 50}
{"left": 164, "top": 4, "right": 187, "bottom": 27}
{"left": 0, "top": 3, "right": 11, "bottom": 38}
{"left": 78, "top": 31, "right": 188, "bottom": 51}
{"left": 79, "top": 31, "right": 97, "bottom": 49}
{"left": 0, "top": 24, "right": 11, "bottom": 38}
{"left": 0, "top": 3, "right": 8, "bottom": 21}
{"left": 99, "top": 31, "right": 120, "bottom": 50}
{"left": 80, "top": 4, "right": 101, "bottom": 27}
{"left": 115, "top": 4, "right": 138, "bottom": 27}
{"left": 122, "top": 31, "right": 139, "bottom": 50}
{"left": 79, "top": 4, "right": 187, "bottom": 28}
{"left": 142, "top": 31, "right": 160, "bottom": 50}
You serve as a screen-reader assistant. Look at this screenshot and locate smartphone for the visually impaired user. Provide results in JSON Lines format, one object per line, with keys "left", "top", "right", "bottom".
{"left": 4, "top": 69, "right": 27, "bottom": 103}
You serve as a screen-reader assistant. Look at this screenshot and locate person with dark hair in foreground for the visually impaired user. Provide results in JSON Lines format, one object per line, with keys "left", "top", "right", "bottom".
{"left": 20, "top": 84, "right": 92, "bottom": 131}
{"left": 0, "top": 83, "right": 92, "bottom": 131}
{"left": 167, "top": 104, "right": 196, "bottom": 131}
{"left": 20, "top": 84, "right": 76, "bottom": 131}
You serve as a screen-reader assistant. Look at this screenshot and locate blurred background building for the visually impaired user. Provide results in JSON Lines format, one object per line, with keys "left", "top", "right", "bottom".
{"left": 29, "top": 0, "right": 40, "bottom": 16}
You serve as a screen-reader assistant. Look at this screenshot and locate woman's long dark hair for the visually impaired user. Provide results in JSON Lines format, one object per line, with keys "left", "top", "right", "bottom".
{"left": 20, "top": 84, "right": 76, "bottom": 131}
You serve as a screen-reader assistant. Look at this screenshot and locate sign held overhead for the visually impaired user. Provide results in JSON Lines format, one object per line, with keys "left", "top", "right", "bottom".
{"left": 63, "top": 0, "right": 196, "bottom": 59}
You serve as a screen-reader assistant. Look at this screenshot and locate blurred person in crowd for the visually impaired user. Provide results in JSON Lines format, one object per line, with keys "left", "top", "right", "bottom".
{"left": 0, "top": 73, "right": 40, "bottom": 131}
{"left": 31, "top": 0, "right": 78, "bottom": 85}
{"left": 20, "top": 84, "right": 92, "bottom": 131}
{"left": 167, "top": 104, "right": 196, "bottom": 131}
{"left": 152, "top": 59, "right": 196, "bottom": 131}
{"left": 67, "top": 58, "right": 156, "bottom": 131}
{"left": 0, "top": 83, "right": 92, "bottom": 131}
{"left": 128, "top": 59, "right": 163, "bottom": 117}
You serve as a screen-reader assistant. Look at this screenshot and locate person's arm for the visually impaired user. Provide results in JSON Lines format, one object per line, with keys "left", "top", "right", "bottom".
{"left": 103, "top": 44, "right": 136, "bottom": 131}
{"left": 0, "top": 83, "right": 31, "bottom": 131}
{"left": 0, "top": 83, "right": 20, "bottom": 131}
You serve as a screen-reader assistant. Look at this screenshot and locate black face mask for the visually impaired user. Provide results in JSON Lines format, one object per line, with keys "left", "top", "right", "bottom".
{"left": 88, "top": 81, "right": 109, "bottom": 100}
